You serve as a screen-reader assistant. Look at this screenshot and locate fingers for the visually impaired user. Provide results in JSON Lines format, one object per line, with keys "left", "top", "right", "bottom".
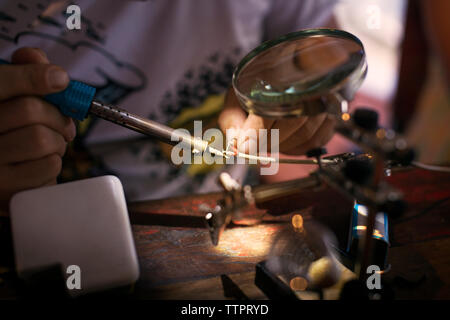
{"left": 0, "top": 47, "right": 69, "bottom": 213}
{"left": 219, "top": 88, "right": 248, "bottom": 147}
{"left": 238, "top": 114, "right": 268, "bottom": 153}
{"left": 0, "top": 125, "right": 67, "bottom": 164}
{"left": 219, "top": 88, "right": 336, "bottom": 156}
{"left": 277, "top": 113, "right": 327, "bottom": 152}
{"left": 0, "top": 154, "right": 62, "bottom": 199}
{"left": 0, "top": 96, "right": 76, "bottom": 142}
{"left": 0, "top": 63, "right": 69, "bottom": 100}
{"left": 42, "top": 178, "right": 58, "bottom": 187}
{"left": 12, "top": 47, "right": 50, "bottom": 65}
{"left": 271, "top": 116, "right": 309, "bottom": 144}
{"left": 282, "top": 114, "right": 336, "bottom": 155}
{"left": 219, "top": 88, "right": 247, "bottom": 131}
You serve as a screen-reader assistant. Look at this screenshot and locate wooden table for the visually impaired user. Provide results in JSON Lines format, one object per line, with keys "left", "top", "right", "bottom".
{"left": 0, "top": 167, "right": 449, "bottom": 299}
{"left": 127, "top": 167, "right": 450, "bottom": 299}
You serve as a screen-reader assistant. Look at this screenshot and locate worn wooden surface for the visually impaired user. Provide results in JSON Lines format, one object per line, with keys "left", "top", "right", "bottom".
{"left": 0, "top": 167, "right": 449, "bottom": 299}
{"left": 126, "top": 167, "right": 450, "bottom": 299}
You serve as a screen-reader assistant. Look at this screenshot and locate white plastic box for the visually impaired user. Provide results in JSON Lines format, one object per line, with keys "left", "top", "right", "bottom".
{"left": 9, "top": 175, "right": 139, "bottom": 297}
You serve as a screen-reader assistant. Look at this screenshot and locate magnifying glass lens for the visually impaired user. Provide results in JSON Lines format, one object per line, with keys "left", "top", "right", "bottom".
{"left": 232, "top": 29, "right": 367, "bottom": 117}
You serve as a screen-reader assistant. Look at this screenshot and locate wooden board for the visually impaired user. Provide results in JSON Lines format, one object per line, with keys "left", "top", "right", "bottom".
{"left": 126, "top": 167, "right": 450, "bottom": 299}
{"left": 0, "top": 167, "right": 449, "bottom": 299}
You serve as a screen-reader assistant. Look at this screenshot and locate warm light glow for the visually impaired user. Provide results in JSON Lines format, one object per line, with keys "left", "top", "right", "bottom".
{"left": 214, "top": 225, "right": 278, "bottom": 257}
{"left": 292, "top": 214, "right": 303, "bottom": 230}
{"left": 373, "top": 229, "right": 384, "bottom": 238}
{"left": 355, "top": 226, "right": 384, "bottom": 238}
{"left": 341, "top": 113, "right": 351, "bottom": 121}
{"left": 356, "top": 205, "right": 368, "bottom": 216}
{"left": 290, "top": 276, "right": 308, "bottom": 291}
{"left": 376, "top": 128, "right": 386, "bottom": 139}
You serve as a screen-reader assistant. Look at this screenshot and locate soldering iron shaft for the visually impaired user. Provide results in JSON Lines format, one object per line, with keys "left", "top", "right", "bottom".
{"left": 89, "top": 101, "right": 331, "bottom": 165}
{"left": 89, "top": 101, "right": 210, "bottom": 152}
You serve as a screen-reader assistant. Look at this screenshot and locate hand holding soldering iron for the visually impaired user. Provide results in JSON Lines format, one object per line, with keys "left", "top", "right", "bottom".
{"left": 0, "top": 47, "right": 75, "bottom": 214}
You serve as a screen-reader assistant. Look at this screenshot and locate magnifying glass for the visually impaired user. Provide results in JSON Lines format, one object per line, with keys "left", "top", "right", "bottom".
{"left": 231, "top": 28, "right": 412, "bottom": 162}
{"left": 232, "top": 28, "right": 367, "bottom": 118}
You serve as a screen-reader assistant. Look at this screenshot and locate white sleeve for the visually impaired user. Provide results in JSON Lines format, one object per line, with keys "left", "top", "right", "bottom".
{"left": 264, "top": 0, "right": 338, "bottom": 40}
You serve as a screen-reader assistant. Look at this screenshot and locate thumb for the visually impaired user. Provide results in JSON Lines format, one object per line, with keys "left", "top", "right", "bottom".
{"left": 237, "top": 114, "right": 264, "bottom": 154}
{"left": 218, "top": 88, "right": 247, "bottom": 144}
{"left": 12, "top": 47, "right": 50, "bottom": 64}
{"left": 238, "top": 114, "right": 276, "bottom": 154}
{"left": 0, "top": 47, "right": 69, "bottom": 100}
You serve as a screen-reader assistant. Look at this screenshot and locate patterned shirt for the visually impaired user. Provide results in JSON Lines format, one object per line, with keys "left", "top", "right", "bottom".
{"left": 0, "top": 0, "right": 336, "bottom": 200}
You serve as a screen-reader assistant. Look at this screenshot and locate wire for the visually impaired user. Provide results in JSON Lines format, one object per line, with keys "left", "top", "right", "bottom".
{"left": 412, "top": 161, "right": 450, "bottom": 173}
{"left": 224, "top": 150, "right": 335, "bottom": 165}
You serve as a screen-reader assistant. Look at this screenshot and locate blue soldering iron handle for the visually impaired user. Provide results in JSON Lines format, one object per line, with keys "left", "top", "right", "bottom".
{"left": 45, "top": 81, "right": 96, "bottom": 120}
{"left": 0, "top": 59, "right": 96, "bottom": 120}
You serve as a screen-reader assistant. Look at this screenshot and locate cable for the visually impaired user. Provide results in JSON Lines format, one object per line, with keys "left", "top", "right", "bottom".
{"left": 225, "top": 150, "right": 335, "bottom": 165}
{"left": 412, "top": 161, "right": 450, "bottom": 173}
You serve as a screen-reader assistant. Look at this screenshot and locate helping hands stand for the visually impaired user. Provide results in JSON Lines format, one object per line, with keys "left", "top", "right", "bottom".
{"left": 200, "top": 106, "right": 414, "bottom": 298}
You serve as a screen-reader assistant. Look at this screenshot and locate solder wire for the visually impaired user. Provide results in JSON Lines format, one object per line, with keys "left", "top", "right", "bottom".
{"left": 222, "top": 149, "right": 334, "bottom": 165}
{"left": 232, "top": 152, "right": 334, "bottom": 165}
{"left": 89, "top": 101, "right": 329, "bottom": 165}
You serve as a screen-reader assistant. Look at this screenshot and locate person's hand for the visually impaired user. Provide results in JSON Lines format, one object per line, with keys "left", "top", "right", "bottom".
{"left": 218, "top": 87, "right": 336, "bottom": 155}
{"left": 0, "top": 47, "right": 75, "bottom": 215}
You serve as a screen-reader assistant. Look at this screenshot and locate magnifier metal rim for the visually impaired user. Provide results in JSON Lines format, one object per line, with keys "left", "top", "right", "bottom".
{"left": 232, "top": 28, "right": 367, "bottom": 118}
